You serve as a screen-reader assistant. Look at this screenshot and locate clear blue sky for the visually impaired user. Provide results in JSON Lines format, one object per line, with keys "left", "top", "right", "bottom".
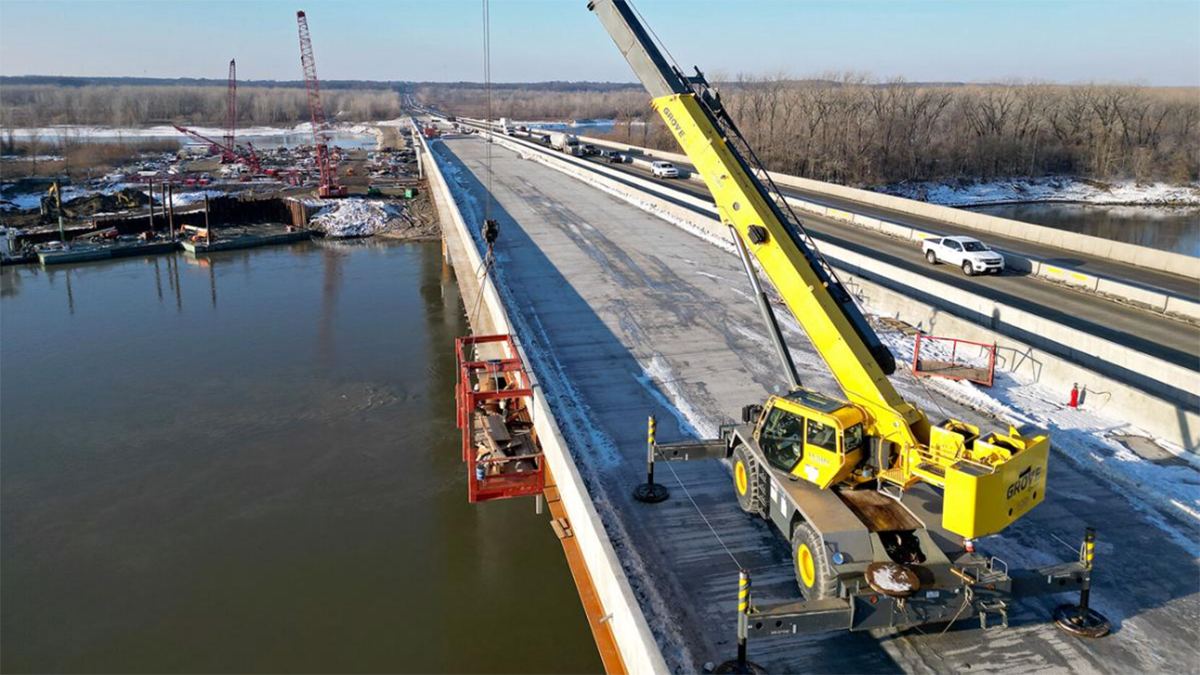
{"left": 1, "top": 0, "right": 1197, "bottom": 85}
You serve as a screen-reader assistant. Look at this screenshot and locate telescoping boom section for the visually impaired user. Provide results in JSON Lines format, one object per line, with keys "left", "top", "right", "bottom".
{"left": 588, "top": 0, "right": 1048, "bottom": 540}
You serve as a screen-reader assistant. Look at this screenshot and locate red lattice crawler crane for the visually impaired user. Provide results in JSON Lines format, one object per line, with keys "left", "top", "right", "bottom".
{"left": 296, "top": 10, "right": 347, "bottom": 198}
{"left": 455, "top": 334, "right": 545, "bottom": 502}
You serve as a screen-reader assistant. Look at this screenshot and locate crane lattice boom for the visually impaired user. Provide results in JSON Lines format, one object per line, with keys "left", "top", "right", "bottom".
{"left": 296, "top": 10, "right": 344, "bottom": 197}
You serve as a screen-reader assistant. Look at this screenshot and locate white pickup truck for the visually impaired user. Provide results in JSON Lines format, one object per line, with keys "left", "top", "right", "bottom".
{"left": 651, "top": 161, "right": 679, "bottom": 178}
{"left": 922, "top": 235, "right": 1005, "bottom": 276}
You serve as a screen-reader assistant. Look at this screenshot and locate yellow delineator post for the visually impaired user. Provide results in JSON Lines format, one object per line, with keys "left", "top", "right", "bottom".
{"left": 633, "top": 414, "right": 669, "bottom": 503}
{"left": 715, "top": 569, "right": 764, "bottom": 673}
{"left": 737, "top": 570, "right": 749, "bottom": 665}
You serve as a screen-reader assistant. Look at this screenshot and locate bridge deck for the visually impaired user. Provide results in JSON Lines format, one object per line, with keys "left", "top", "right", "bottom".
{"left": 435, "top": 134, "right": 1199, "bottom": 673}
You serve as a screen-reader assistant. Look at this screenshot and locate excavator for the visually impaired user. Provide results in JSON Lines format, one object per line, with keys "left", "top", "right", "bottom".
{"left": 588, "top": 0, "right": 1109, "bottom": 640}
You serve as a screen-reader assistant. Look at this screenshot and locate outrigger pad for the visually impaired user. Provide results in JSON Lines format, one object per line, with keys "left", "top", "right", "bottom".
{"left": 633, "top": 482, "right": 670, "bottom": 503}
{"left": 714, "top": 660, "right": 767, "bottom": 674}
{"left": 1054, "top": 605, "right": 1112, "bottom": 638}
{"left": 865, "top": 562, "right": 920, "bottom": 598}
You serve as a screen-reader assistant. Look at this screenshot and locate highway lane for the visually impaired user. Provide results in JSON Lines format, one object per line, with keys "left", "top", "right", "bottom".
{"left": 573, "top": 139, "right": 1200, "bottom": 300}
{"left": 504, "top": 131, "right": 1199, "bottom": 375}
{"left": 434, "top": 134, "right": 1200, "bottom": 675}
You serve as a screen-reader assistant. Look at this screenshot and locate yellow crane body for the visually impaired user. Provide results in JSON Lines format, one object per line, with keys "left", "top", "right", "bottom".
{"left": 587, "top": 0, "right": 1105, "bottom": 641}
{"left": 651, "top": 92, "right": 1047, "bottom": 538}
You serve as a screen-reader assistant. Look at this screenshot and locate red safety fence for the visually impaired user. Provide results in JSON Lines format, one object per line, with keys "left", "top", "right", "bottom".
{"left": 455, "top": 334, "right": 545, "bottom": 502}
{"left": 911, "top": 333, "right": 997, "bottom": 387}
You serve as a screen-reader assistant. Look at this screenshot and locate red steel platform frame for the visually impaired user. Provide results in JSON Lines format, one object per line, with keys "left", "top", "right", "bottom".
{"left": 455, "top": 334, "right": 545, "bottom": 502}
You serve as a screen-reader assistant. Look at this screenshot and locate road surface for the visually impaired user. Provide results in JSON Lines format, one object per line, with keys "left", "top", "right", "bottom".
{"left": 434, "top": 134, "right": 1199, "bottom": 674}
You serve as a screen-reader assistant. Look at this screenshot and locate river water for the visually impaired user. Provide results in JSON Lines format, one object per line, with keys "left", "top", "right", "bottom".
{"left": 965, "top": 202, "right": 1200, "bottom": 258}
{"left": 0, "top": 241, "right": 600, "bottom": 673}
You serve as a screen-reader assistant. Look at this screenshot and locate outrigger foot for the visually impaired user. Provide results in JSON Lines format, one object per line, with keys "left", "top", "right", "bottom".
{"left": 633, "top": 482, "right": 670, "bottom": 503}
{"left": 714, "top": 660, "right": 766, "bottom": 674}
{"left": 1054, "top": 604, "right": 1111, "bottom": 638}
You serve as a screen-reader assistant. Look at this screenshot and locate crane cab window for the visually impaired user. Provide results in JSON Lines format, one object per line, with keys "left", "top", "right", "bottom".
{"left": 844, "top": 424, "right": 863, "bottom": 453}
{"left": 805, "top": 419, "right": 837, "bottom": 452}
{"left": 759, "top": 408, "right": 805, "bottom": 471}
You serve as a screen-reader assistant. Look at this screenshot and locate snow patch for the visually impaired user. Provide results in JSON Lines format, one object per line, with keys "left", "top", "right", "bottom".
{"left": 881, "top": 177, "right": 1200, "bottom": 207}
{"left": 310, "top": 199, "right": 399, "bottom": 238}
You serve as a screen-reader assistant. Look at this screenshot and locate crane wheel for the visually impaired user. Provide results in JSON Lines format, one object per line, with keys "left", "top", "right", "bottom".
{"left": 792, "top": 522, "right": 836, "bottom": 600}
{"left": 731, "top": 445, "right": 765, "bottom": 517}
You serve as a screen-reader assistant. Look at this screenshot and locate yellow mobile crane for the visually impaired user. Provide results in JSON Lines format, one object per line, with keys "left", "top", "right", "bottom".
{"left": 589, "top": 0, "right": 1108, "bottom": 640}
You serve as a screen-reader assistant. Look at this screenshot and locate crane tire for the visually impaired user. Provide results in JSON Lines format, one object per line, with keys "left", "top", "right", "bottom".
{"left": 731, "top": 445, "right": 766, "bottom": 517}
{"left": 792, "top": 521, "right": 837, "bottom": 600}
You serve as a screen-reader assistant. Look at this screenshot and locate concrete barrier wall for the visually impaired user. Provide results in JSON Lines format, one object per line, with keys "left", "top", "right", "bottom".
{"left": 415, "top": 121, "right": 669, "bottom": 674}
{"left": 840, "top": 268, "right": 1200, "bottom": 455}
{"left": 488, "top": 129, "right": 1198, "bottom": 452}
{"left": 574, "top": 134, "right": 1199, "bottom": 281}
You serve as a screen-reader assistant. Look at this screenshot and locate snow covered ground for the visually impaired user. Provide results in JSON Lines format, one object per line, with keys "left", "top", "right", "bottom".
{"left": 309, "top": 199, "right": 401, "bottom": 238}
{"left": 1, "top": 121, "right": 382, "bottom": 147}
{"left": 2, "top": 124, "right": 308, "bottom": 140}
{"left": 880, "top": 177, "right": 1200, "bottom": 206}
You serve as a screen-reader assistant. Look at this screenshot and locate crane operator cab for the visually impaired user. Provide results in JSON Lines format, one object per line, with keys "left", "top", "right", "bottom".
{"left": 752, "top": 389, "right": 867, "bottom": 490}
{"left": 743, "top": 387, "right": 1050, "bottom": 539}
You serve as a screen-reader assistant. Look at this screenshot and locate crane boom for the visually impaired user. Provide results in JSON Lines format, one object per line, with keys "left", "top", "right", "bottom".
{"left": 172, "top": 124, "right": 261, "bottom": 174}
{"left": 589, "top": 0, "right": 924, "bottom": 450}
{"left": 589, "top": 0, "right": 1051, "bottom": 540}
{"left": 297, "top": 10, "right": 345, "bottom": 198}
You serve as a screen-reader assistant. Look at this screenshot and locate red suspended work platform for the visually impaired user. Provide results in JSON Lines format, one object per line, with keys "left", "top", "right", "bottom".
{"left": 455, "top": 334, "right": 545, "bottom": 502}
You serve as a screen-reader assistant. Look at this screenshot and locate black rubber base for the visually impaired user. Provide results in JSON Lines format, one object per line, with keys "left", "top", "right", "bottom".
{"left": 1054, "top": 604, "right": 1112, "bottom": 638}
{"left": 714, "top": 659, "right": 767, "bottom": 674}
{"left": 633, "top": 482, "right": 670, "bottom": 503}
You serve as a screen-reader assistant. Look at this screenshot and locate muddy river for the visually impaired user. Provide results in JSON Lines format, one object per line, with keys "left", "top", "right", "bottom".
{"left": 965, "top": 202, "right": 1199, "bottom": 257}
{"left": 0, "top": 241, "right": 600, "bottom": 673}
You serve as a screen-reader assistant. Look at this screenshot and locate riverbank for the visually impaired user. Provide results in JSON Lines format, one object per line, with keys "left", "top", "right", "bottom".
{"left": 877, "top": 176, "right": 1200, "bottom": 207}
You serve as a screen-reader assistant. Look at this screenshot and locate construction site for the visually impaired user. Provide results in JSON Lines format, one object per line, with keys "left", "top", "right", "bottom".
{"left": 1, "top": 12, "right": 436, "bottom": 267}
{"left": 1, "top": 2, "right": 1198, "bottom": 674}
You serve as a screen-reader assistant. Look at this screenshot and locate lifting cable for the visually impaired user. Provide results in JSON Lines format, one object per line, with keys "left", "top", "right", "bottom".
{"left": 482, "top": 0, "right": 494, "bottom": 225}
{"left": 467, "top": 0, "right": 498, "bottom": 345}
{"left": 658, "top": 457, "right": 744, "bottom": 570}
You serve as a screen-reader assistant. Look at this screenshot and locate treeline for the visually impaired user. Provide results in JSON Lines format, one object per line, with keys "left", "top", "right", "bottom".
{"left": 414, "top": 84, "right": 646, "bottom": 120}
{"left": 711, "top": 75, "right": 1200, "bottom": 184}
{"left": 0, "top": 84, "right": 403, "bottom": 128}
{"left": 427, "top": 77, "right": 1200, "bottom": 184}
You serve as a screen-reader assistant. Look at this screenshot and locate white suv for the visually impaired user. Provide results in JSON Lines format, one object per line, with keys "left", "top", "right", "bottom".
{"left": 651, "top": 161, "right": 679, "bottom": 178}
{"left": 922, "top": 235, "right": 1005, "bottom": 276}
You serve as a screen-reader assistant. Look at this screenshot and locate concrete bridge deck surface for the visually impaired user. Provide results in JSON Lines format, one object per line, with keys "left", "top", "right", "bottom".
{"left": 433, "top": 134, "right": 1199, "bottom": 674}
{"left": 581, "top": 143, "right": 1199, "bottom": 301}
{"left": 561, "top": 142, "right": 1199, "bottom": 373}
